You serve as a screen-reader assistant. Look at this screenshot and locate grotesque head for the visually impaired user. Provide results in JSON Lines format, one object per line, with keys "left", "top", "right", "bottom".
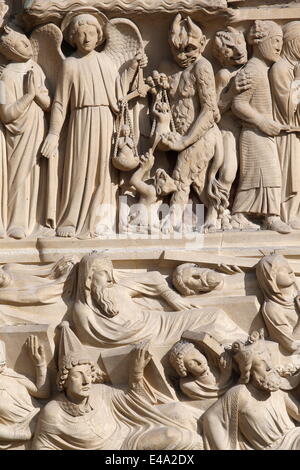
{"left": 169, "top": 14, "right": 205, "bottom": 68}
{"left": 155, "top": 101, "right": 169, "bottom": 114}
{"left": 248, "top": 20, "right": 283, "bottom": 64}
{"left": 155, "top": 169, "right": 177, "bottom": 197}
{"left": 0, "top": 340, "right": 6, "bottom": 373}
{"left": 0, "top": 26, "right": 33, "bottom": 62}
{"left": 232, "top": 331, "right": 281, "bottom": 393}
{"left": 169, "top": 340, "right": 209, "bottom": 379}
{"left": 213, "top": 27, "right": 247, "bottom": 67}
{"left": 172, "top": 263, "right": 224, "bottom": 296}
{"left": 68, "top": 13, "right": 103, "bottom": 53}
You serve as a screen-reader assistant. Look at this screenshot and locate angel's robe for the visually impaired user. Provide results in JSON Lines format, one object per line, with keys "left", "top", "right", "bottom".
{"left": 72, "top": 271, "right": 247, "bottom": 349}
{"left": 53, "top": 50, "right": 128, "bottom": 237}
{"left": 32, "top": 383, "right": 202, "bottom": 450}
{"left": 0, "top": 368, "right": 41, "bottom": 450}
{"left": 0, "top": 60, "right": 49, "bottom": 236}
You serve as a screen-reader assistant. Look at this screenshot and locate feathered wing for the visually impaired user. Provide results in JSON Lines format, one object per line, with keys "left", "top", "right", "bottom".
{"left": 30, "top": 24, "right": 66, "bottom": 229}
{"left": 102, "top": 18, "right": 150, "bottom": 147}
{"left": 102, "top": 18, "right": 144, "bottom": 71}
{"left": 30, "top": 23, "right": 65, "bottom": 96}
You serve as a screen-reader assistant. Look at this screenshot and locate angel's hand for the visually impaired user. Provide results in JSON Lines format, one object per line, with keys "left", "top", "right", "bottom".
{"left": 41, "top": 133, "right": 59, "bottom": 159}
{"left": 25, "top": 70, "right": 36, "bottom": 99}
{"left": 129, "top": 51, "right": 148, "bottom": 72}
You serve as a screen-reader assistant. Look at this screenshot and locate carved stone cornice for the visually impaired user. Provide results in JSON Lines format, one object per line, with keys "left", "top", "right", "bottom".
{"left": 24, "top": 0, "right": 228, "bottom": 15}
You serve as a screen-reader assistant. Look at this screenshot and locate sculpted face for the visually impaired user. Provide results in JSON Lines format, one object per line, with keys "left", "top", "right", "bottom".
{"left": 170, "top": 41, "right": 203, "bottom": 69}
{"left": 92, "top": 268, "right": 114, "bottom": 291}
{"left": 258, "top": 34, "right": 283, "bottom": 63}
{"left": 182, "top": 267, "right": 223, "bottom": 293}
{"left": 74, "top": 24, "right": 99, "bottom": 54}
{"left": 215, "top": 30, "right": 247, "bottom": 67}
{"left": 276, "top": 262, "right": 295, "bottom": 289}
{"left": 155, "top": 169, "right": 177, "bottom": 196}
{"left": 1, "top": 30, "right": 33, "bottom": 62}
{"left": 183, "top": 348, "right": 209, "bottom": 378}
{"left": 251, "top": 360, "right": 281, "bottom": 392}
{"left": 65, "top": 364, "right": 93, "bottom": 402}
{"left": 14, "top": 35, "right": 33, "bottom": 60}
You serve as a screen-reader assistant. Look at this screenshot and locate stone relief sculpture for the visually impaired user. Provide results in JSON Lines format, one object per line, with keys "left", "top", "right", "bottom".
{"left": 41, "top": 7, "right": 147, "bottom": 238}
{"left": 71, "top": 253, "right": 247, "bottom": 349}
{"left": 212, "top": 27, "right": 251, "bottom": 230}
{"left": 155, "top": 14, "right": 226, "bottom": 233}
{"left": 256, "top": 254, "right": 300, "bottom": 355}
{"left": 0, "top": 336, "right": 50, "bottom": 449}
{"left": 0, "top": 255, "right": 77, "bottom": 305}
{"left": 0, "top": 0, "right": 300, "bottom": 452}
{"left": 32, "top": 322, "right": 202, "bottom": 450}
{"left": 172, "top": 263, "right": 224, "bottom": 295}
{"left": 169, "top": 337, "right": 234, "bottom": 400}
{"left": 270, "top": 21, "right": 300, "bottom": 230}
{"left": 202, "top": 331, "right": 300, "bottom": 450}
{"left": 232, "top": 21, "right": 291, "bottom": 234}
{"left": 128, "top": 151, "right": 176, "bottom": 233}
{"left": 0, "top": 25, "right": 51, "bottom": 240}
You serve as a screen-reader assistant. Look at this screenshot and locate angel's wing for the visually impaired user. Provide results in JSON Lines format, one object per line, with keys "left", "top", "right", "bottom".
{"left": 103, "top": 18, "right": 144, "bottom": 71}
{"left": 30, "top": 23, "right": 65, "bottom": 95}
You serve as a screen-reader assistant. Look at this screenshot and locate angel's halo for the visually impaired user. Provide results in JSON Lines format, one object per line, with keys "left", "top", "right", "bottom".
{"left": 60, "top": 6, "right": 108, "bottom": 47}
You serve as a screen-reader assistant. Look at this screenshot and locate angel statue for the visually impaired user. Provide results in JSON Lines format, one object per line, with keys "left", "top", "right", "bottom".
{"left": 41, "top": 6, "right": 148, "bottom": 238}
{"left": 0, "top": 24, "right": 51, "bottom": 239}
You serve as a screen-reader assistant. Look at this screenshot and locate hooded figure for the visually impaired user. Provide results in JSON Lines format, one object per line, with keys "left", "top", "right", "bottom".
{"left": 256, "top": 254, "right": 300, "bottom": 354}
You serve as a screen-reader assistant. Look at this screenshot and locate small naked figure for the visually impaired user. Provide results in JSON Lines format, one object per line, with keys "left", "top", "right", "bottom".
{"left": 128, "top": 151, "right": 177, "bottom": 233}
{"left": 112, "top": 124, "right": 139, "bottom": 172}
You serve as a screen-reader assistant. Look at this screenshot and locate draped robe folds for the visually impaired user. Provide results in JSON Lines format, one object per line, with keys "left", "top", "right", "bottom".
{"left": 0, "top": 369, "right": 41, "bottom": 450}
{"left": 262, "top": 300, "right": 300, "bottom": 354}
{"left": 0, "top": 60, "right": 49, "bottom": 235}
{"left": 32, "top": 383, "right": 202, "bottom": 450}
{"left": 0, "top": 261, "right": 74, "bottom": 306}
{"left": 232, "top": 58, "right": 282, "bottom": 216}
{"left": 180, "top": 368, "right": 234, "bottom": 400}
{"left": 202, "top": 385, "right": 300, "bottom": 450}
{"left": 54, "top": 51, "right": 130, "bottom": 237}
{"left": 72, "top": 271, "right": 248, "bottom": 349}
{"left": 270, "top": 57, "right": 300, "bottom": 224}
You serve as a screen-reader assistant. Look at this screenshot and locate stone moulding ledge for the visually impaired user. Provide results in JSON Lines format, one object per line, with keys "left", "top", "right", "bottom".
{"left": 23, "top": 0, "right": 228, "bottom": 15}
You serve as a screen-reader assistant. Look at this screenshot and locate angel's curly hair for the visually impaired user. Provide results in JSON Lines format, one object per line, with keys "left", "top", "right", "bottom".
{"left": 247, "top": 20, "right": 282, "bottom": 45}
{"left": 68, "top": 14, "right": 103, "bottom": 48}
{"left": 57, "top": 357, "right": 98, "bottom": 391}
{"left": 169, "top": 340, "right": 198, "bottom": 377}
